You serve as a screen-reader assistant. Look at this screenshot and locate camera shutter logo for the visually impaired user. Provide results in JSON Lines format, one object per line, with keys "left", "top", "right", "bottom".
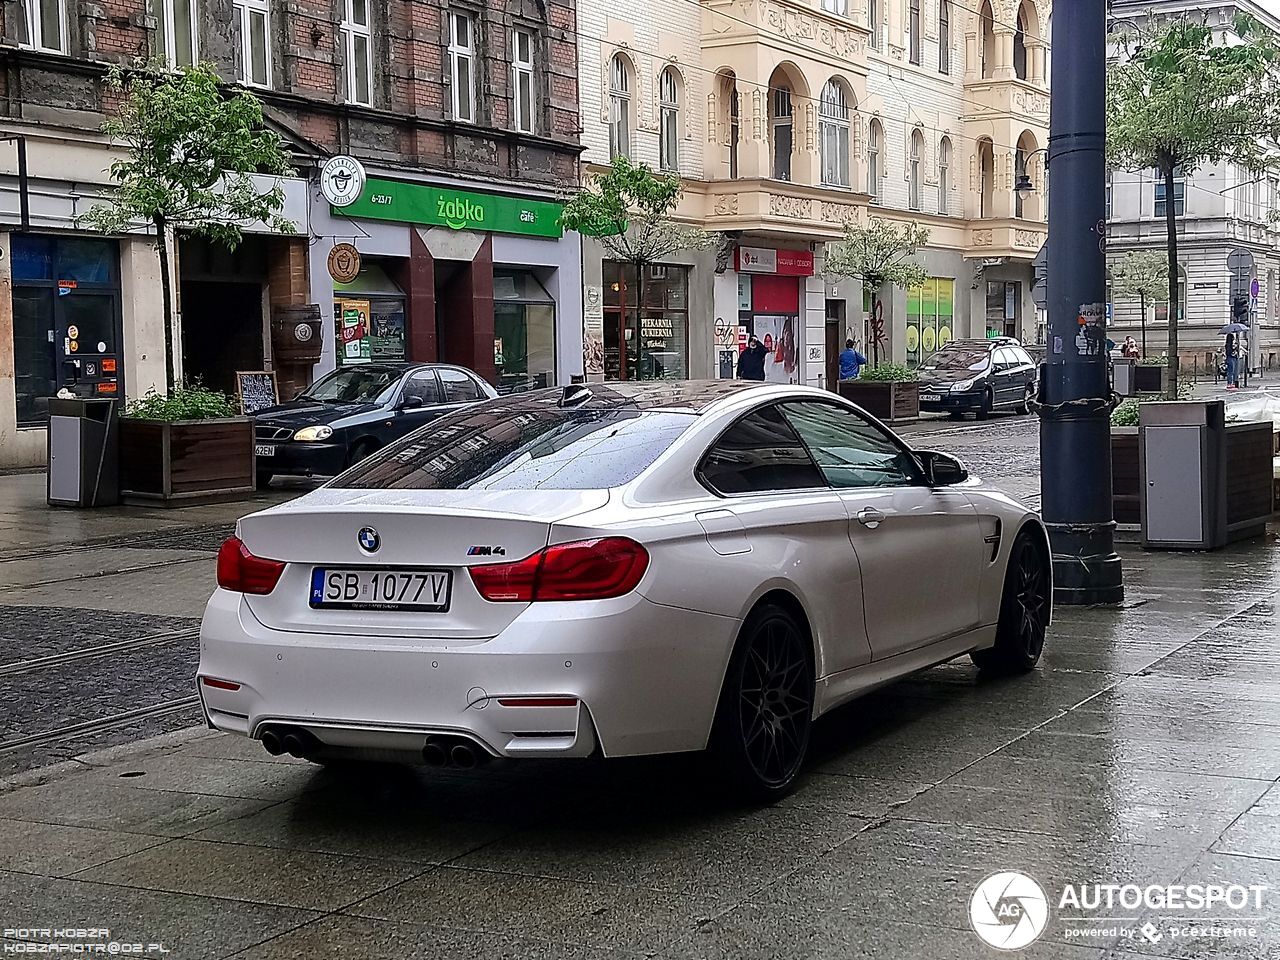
{"left": 970, "top": 871, "right": 1050, "bottom": 951}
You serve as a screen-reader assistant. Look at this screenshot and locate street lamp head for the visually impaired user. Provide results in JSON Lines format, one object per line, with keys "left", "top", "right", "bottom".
{"left": 1014, "top": 173, "right": 1035, "bottom": 196}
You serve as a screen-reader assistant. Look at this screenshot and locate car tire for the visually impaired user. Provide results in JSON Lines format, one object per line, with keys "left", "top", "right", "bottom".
{"left": 976, "top": 388, "right": 994, "bottom": 420}
{"left": 255, "top": 471, "right": 274, "bottom": 491}
{"left": 711, "top": 602, "right": 814, "bottom": 803}
{"left": 1016, "top": 384, "right": 1034, "bottom": 415}
{"left": 972, "top": 531, "right": 1050, "bottom": 674}
{"left": 348, "top": 439, "right": 379, "bottom": 469}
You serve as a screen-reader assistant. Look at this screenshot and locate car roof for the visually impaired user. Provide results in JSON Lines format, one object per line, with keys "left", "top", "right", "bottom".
{"left": 499, "top": 380, "right": 765, "bottom": 414}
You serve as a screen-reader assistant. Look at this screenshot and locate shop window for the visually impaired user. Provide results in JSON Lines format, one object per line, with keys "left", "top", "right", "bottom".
{"left": 151, "top": 0, "right": 198, "bottom": 68}
{"left": 603, "top": 262, "right": 689, "bottom": 381}
{"left": 906, "top": 278, "right": 955, "bottom": 367}
{"left": 235, "top": 0, "right": 271, "bottom": 87}
{"left": 450, "top": 11, "right": 476, "bottom": 123}
{"left": 512, "top": 27, "right": 535, "bottom": 134}
{"left": 11, "top": 235, "right": 121, "bottom": 427}
{"left": 334, "top": 263, "right": 406, "bottom": 364}
{"left": 341, "top": 0, "right": 372, "bottom": 106}
{"left": 493, "top": 271, "right": 557, "bottom": 393}
{"left": 19, "top": 0, "right": 66, "bottom": 53}
{"left": 987, "top": 280, "right": 1021, "bottom": 338}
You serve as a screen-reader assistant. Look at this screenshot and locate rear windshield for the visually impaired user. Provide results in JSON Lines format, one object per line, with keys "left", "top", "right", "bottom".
{"left": 332, "top": 397, "right": 696, "bottom": 490}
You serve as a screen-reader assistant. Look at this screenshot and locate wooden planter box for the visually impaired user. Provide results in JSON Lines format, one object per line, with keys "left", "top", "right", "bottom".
{"left": 838, "top": 380, "right": 920, "bottom": 422}
{"left": 119, "top": 418, "right": 256, "bottom": 506}
{"left": 1225, "top": 421, "right": 1274, "bottom": 540}
{"left": 1111, "top": 427, "right": 1140, "bottom": 528}
{"left": 1133, "top": 364, "right": 1169, "bottom": 395}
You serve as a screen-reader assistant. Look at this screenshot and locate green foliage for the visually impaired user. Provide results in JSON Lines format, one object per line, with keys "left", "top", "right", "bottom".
{"left": 1110, "top": 379, "right": 1195, "bottom": 426}
{"left": 1108, "top": 13, "right": 1280, "bottom": 396}
{"left": 1111, "top": 251, "right": 1169, "bottom": 302}
{"left": 79, "top": 63, "right": 296, "bottom": 244}
{"left": 825, "top": 218, "right": 930, "bottom": 292}
{"left": 1139, "top": 356, "right": 1168, "bottom": 366}
{"left": 558, "top": 156, "right": 712, "bottom": 264}
{"left": 124, "top": 384, "right": 238, "bottom": 421}
{"left": 857, "top": 363, "right": 918, "bottom": 383}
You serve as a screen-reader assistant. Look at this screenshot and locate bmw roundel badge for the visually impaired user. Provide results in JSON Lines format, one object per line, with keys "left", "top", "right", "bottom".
{"left": 357, "top": 527, "right": 380, "bottom": 552}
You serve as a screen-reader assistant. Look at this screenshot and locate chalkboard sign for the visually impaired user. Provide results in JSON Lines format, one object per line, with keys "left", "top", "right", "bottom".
{"left": 236, "top": 371, "right": 279, "bottom": 415}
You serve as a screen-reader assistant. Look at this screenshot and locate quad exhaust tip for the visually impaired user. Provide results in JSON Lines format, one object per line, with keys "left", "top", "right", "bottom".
{"left": 258, "top": 725, "right": 320, "bottom": 760}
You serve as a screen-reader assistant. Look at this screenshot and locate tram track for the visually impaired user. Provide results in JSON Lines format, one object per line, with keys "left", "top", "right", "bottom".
{"left": 0, "top": 626, "right": 200, "bottom": 678}
{"left": 0, "top": 696, "right": 202, "bottom": 754}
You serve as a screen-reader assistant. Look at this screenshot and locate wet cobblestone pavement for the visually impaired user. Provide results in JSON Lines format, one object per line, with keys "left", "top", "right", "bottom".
{"left": 4, "top": 424, "right": 1280, "bottom": 958}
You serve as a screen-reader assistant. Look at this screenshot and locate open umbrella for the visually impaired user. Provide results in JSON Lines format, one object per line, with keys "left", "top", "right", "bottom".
{"left": 1219, "top": 322, "right": 1249, "bottom": 335}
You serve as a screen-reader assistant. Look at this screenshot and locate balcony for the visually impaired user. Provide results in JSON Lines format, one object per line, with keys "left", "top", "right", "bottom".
{"left": 701, "top": 0, "right": 870, "bottom": 74}
{"left": 962, "top": 78, "right": 1049, "bottom": 129}
{"left": 681, "top": 178, "right": 870, "bottom": 241}
{"left": 966, "top": 219, "right": 1045, "bottom": 260}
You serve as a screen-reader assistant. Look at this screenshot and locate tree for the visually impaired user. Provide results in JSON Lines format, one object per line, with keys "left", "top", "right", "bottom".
{"left": 1108, "top": 13, "right": 1280, "bottom": 397}
{"left": 1110, "top": 250, "right": 1169, "bottom": 357}
{"left": 825, "top": 218, "right": 929, "bottom": 365}
{"left": 559, "top": 156, "right": 712, "bottom": 378}
{"left": 80, "top": 63, "right": 296, "bottom": 392}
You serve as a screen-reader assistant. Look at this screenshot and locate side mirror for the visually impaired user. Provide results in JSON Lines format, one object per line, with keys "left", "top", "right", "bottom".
{"left": 399, "top": 395, "right": 424, "bottom": 410}
{"left": 918, "top": 450, "right": 969, "bottom": 486}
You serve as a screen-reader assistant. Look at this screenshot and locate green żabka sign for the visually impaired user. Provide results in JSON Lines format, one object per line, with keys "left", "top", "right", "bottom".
{"left": 335, "top": 177, "right": 564, "bottom": 238}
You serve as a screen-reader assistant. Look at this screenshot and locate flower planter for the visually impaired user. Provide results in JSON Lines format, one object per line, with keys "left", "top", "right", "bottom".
{"left": 1111, "top": 427, "right": 1140, "bottom": 528}
{"left": 119, "top": 417, "right": 256, "bottom": 506}
{"left": 838, "top": 381, "right": 920, "bottom": 423}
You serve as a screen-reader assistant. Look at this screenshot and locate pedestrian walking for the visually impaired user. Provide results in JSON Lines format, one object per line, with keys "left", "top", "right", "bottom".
{"left": 838, "top": 339, "right": 868, "bottom": 381}
{"left": 737, "top": 335, "right": 767, "bottom": 381}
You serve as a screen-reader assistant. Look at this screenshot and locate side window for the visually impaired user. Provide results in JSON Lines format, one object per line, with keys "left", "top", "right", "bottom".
{"left": 994, "top": 348, "right": 1016, "bottom": 370}
{"left": 439, "top": 368, "right": 483, "bottom": 402}
{"left": 401, "top": 370, "right": 441, "bottom": 405}
{"left": 1015, "top": 348, "right": 1035, "bottom": 368}
{"left": 699, "top": 405, "right": 825, "bottom": 495}
{"left": 780, "top": 401, "right": 923, "bottom": 489}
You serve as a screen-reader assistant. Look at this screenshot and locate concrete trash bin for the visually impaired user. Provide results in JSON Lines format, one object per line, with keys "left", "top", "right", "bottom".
{"left": 47, "top": 397, "right": 120, "bottom": 507}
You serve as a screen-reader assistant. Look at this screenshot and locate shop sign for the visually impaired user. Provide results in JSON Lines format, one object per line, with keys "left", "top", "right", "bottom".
{"left": 735, "top": 247, "right": 815, "bottom": 277}
{"left": 321, "top": 155, "right": 367, "bottom": 208}
{"left": 335, "top": 177, "right": 565, "bottom": 238}
{"left": 327, "top": 243, "right": 362, "bottom": 283}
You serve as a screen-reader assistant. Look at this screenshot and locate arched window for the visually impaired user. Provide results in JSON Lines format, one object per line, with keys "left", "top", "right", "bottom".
{"left": 939, "top": 137, "right": 952, "bottom": 214}
{"left": 909, "top": 130, "right": 924, "bottom": 211}
{"left": 771, "top": 83, "right": 793, "bottom": 181}
{"left": 820, "top": 80, "right": 851, "bottom": 188}
{"left": 980, "top": 2, "right": 996, "bottom": 79}
{"left": 978, "top": 137, "right": 995, "bottom": 217}
{"left": 609, "top": 54, "right": 633, "bottom": 160}
{"left": 659, "top": 67, "right": 680, "bottom": 173}
{"left": 867, "top": 119, "right": 883, "bottom": 201}
{"left": 724, "top": 73, "right": 740, "bottom": 179}
{"left": 1014, "top": 12, "right": 1028, "bottom": 80}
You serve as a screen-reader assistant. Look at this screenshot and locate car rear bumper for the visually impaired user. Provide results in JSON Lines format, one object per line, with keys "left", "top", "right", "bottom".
{"left": 255, "top": 442, "right": 347, "bottom": 478}
{"left": 197, "top": 588, "right": 740, "bottom": 761}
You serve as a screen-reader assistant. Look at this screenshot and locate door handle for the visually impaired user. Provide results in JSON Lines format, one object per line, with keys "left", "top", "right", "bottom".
{"left": 857, "top": 507, "right": 885, "bottom": 529}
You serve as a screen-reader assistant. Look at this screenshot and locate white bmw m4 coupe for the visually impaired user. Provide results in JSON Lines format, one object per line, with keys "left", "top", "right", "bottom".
{"left": 199, "top": 381, "right": 1051, "bottom": 800}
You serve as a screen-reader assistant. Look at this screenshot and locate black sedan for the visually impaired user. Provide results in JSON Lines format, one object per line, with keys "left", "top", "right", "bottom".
{"left": 917, "top": 338, "right": 1038, "bottom": 419}
{"left": 252, "top": 362, "right": 497, "bottom": 486}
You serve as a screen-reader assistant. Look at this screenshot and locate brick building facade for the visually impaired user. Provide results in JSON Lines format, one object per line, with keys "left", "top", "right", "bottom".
{"left": 0, "top": 0, "right": 584, "bottom": 468}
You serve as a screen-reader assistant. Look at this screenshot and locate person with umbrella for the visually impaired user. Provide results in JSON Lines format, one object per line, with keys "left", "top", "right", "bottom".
{"left": 1221, "top": 321, "right": 1248, "bottom": 389}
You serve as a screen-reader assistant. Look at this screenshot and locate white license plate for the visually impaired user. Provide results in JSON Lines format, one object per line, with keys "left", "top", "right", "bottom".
{"left": 254, "top": 444, "right": 276, "bottom": 457}
{"left": 310, "top": 568, "right": 452, "bottom": 611}
{"left": 921, "top": 394, "right": 942, "bottom": 403}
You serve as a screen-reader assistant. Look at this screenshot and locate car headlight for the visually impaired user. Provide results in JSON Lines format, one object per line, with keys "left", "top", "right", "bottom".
{"left": 293, "top": 425, "right": 333, "bottom": 442}
{"left": 950, "top": 378, "right": 978, "bottom": 392}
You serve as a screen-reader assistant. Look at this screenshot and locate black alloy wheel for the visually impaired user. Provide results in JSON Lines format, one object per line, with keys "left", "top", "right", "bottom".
{"left": 1017, "top": 383, "right": 1034, "bottom": 415}
{"left": 713, "top": 604, "right": 814, "bottom": 801}
{"left": 348, "top": 439, "right": 379, "bottom": 469}
{"left": 976, "top": 387, "right": 994, "bottom": 420}
{"left": 972, "top": 533, "right": 1050, "bottom": 673}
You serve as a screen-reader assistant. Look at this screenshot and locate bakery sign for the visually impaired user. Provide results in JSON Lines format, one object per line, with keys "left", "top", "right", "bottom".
{"left": 735, "top": 246, "right": 815, "bottom": 277}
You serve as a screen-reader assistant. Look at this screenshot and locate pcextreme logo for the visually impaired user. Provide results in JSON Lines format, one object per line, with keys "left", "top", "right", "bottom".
{"left": 438, "top": 194, "right": 487, "bottom": 230}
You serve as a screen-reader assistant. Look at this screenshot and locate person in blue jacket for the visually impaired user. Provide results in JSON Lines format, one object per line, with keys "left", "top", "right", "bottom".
{"left": 839, "top": 339, "right": 868, "bottom": 381}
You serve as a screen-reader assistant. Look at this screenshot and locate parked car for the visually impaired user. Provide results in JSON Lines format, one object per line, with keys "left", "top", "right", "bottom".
{"left": 252, "top": 362, "right": 497, "bottom": 486}
{"left": 201, "top": 380, "right": 1051, "bottom": 801}
{"left": 917, "top": 338, "right": 1038, "bottom": 419}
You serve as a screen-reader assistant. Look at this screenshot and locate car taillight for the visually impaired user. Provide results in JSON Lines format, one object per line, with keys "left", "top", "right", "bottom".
{"left": 469, "top": 537, "right": 649, "bottom": 602}
{"left": 216, "top": 536, "right": 286, "bottom": 595}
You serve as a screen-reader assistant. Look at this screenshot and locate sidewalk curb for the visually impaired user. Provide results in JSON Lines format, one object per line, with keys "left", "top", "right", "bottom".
{"left": 0, "top": 724, "right": 215, "bottom": 795}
